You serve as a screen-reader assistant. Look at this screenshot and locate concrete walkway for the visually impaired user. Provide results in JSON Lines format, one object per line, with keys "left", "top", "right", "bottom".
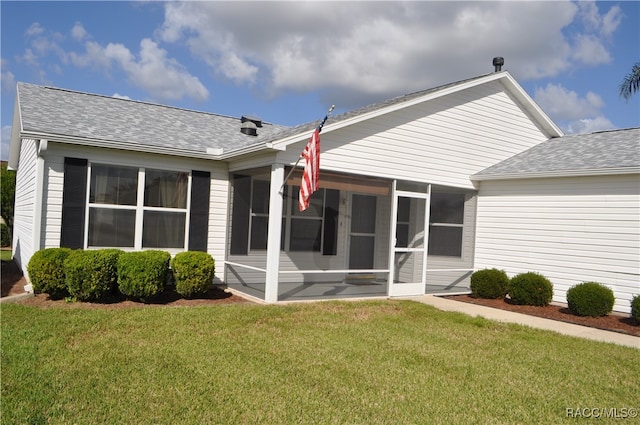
{"left": 403, "top": 295, "right": 639, "bottom": 349}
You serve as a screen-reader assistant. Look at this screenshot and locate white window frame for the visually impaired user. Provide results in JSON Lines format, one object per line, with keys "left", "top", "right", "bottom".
{"left": 84, "top": 163, "right": 192, "bottom": 252}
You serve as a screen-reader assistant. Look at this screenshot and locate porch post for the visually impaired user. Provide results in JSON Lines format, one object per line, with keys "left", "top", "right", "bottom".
{"left": 264, "top": 163, "right": 284, "bottom": 303}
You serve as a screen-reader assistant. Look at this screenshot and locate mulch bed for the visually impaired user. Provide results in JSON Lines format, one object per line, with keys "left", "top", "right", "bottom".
{"left": 1, "top": 259, "right": 251, "bottom": 309}
{"left": 445, "top": 294, "right": 640, "bottom": 337}
{"left": 2, "top": 259, "right": 638, "bottom": 336}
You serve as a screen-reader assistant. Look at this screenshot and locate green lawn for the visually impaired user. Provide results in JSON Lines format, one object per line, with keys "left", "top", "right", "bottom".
{"left": 0, "top": 249, "right": 12, "bottom": 261}
{"left": 2, "top": 300, "right": 638, "bottom": 424}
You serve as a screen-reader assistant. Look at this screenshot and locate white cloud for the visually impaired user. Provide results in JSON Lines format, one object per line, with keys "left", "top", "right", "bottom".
{"left": 566, "top": 116, "right": 615, "bottom": 135}
{"left": 25, "top": 22, "right": 44, "bottom": 37}
{"left": 112, "top": 93, "right": 131, "bottom": 100}
{"left": 1, "top": 126, "right": 12, "bottom": 162}
{"left": 534, "top": 83, "right": 602, "bottom": 121}
{"left": 70, "top": 38, "right": 209, "bottom": 103}
{"left": 20, "top": 20, "right": 208, "bottom": 103}
{"left": 1, "top": 59, "right": 16, "bottom": 93}
{"left": 71, "top": 22, "right": 88, "bottom": 41}
{"left": 572, "top": 34, "right": 611, "bottom": 65}
{"left": 534, "top": 83, "right": 613, "bottom": 134}
{"left": 157, "top": 1, "right": 612, "bottom": 107}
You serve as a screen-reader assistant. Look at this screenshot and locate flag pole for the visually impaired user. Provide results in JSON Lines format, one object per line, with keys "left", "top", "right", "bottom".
{"left": 279, "top": 104, "right": 335, "bottom": 193}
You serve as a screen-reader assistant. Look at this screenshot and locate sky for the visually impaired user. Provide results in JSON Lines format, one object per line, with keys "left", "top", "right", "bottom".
{"left": 1, "top": 1, "right": 639, "bottom": 161}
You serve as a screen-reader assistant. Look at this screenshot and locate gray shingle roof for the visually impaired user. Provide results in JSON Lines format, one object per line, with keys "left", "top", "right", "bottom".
{"left": 473, "top": 127, "right": 640, "bottom": 179}
{"left": 17, "top": 83, "right": 289, "bottom": 155}
{"left": 17, "top": 73, "right": 497, "bottom": 157}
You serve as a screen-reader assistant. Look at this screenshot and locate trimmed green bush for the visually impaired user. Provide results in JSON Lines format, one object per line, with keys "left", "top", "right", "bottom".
{"left": 65, "top": 249, "right": 123, "bottom": 302}
{"left": 0, "top": 222, "right": 10, "bottom": 247}
{"left": 117, "top": 250, "right": 170, "bottom": 300}
{"left": 508, "top": 272, "right": 553, "bottom": 306}
{"left": 470, "top": 268, "right": 509, "bottom": 299}
{"left": 631, "top": 295, "right": 640, "bottom": 322}
{"left": 566, "top": 282, "right": 614, "bottom": 317}
{"left": 171, "top": 251, "right": 216, "bottom": 298}
{"left": 27, "top": 248, "right": 73, "bottom": 299}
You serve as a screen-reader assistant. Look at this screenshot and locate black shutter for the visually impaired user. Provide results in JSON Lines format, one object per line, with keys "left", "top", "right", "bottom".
{"left": 230, "top": 174, "right": 251, "bottom": 255}
{"left": 323, "top": 189, "right": 339, "bottom": 255}
{"left": 60, "top": 157, "right": 88, "bottom": 249}
{"left": 188, "top": 170, "right": 211, "bottom": 252}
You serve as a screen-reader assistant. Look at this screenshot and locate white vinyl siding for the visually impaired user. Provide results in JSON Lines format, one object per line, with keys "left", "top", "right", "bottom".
{"left": 475, "top": 175, "right": 640, "bottom": 313}
{"left": 12, "top": 139, "right": 38, "bottom": 274}
{"left": 278, "top": 81, "right": 549, "bottom": 189}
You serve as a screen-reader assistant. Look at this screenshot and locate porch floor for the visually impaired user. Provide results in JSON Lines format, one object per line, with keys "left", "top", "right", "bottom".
{"left": 227, "top": 280, "right": 470, "bottom": 302}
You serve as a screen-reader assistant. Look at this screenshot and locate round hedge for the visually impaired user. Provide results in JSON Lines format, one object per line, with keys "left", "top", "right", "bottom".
{"left": 65, "top": 249, "right": 123, "bottom": 302}
{"left": 470, "top": 268, "right": 509, "bottom": 299}
{"left": 630, "top": 295, "right": 640, "bottom": 322}
{"left": 170, "top": 251, "right": 215, "bottom": 298}
{"left": 566, "top": 282, "right": 614, "bottom": 317}
{"left": 508, "top": 272, "right": 553, "bottom": 306}
{"left": 117, "top": 250, "right": 171, "bottom": 300}
{"left": 27, "top": 248, "right": 73, "bottom": 299}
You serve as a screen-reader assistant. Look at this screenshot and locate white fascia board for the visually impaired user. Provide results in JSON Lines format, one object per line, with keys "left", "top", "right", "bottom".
{"left": 499, "top": 73, "right": 564, "bottom": 138}
{"left": 8, "top": 95, "right": 23, "bottom": 170}
{"left": 471, "top": 167, "right": 640, "bottom": 181}
{"left": 218, "top": 142, "right": 282, "bottom": 160}
{"left": 18, "top": 131, "right": 225, "bottom": 161}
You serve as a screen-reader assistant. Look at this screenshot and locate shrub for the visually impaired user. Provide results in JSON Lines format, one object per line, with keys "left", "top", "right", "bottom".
{"left": 508, "top": 272, "right": 553, "bottom": 306}
{"left": 65, "top": 249, "right": 123, "bottom": 302}
{"left": 27, "top": 248, "right": 73, "bottom": 299}
{"left": 566, "top": 282, "right": 614, "bottom": 317}
{"left": 470, "top": 268, "right": 509, "bottom": 299}
{"left": 171, "top": 251, "right": 216, "bottom": 298}
{"left": 117, "top": 250, "right": 170, "bottom": 300}
{"left": 631, "top": 295, "right": 640, "bottom": 322}
{"left": 0, "top": 222, "right": 10, "bottom": 247}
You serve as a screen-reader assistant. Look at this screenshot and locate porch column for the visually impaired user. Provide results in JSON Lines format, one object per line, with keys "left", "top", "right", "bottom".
{"left": 264, "top": 163, "right": 284, "bottom": 303}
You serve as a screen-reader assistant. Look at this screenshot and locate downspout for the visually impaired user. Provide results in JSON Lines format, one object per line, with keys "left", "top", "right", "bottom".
{"left": 33, "top": 139, "right": 47, "bottom": 254}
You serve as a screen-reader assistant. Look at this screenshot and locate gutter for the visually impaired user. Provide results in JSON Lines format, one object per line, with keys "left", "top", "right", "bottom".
{"left": 19, "top": 131, "right": 228, "bottom": 161}
{"left": 471, "top": 167, "right": 640, "bottom": 181}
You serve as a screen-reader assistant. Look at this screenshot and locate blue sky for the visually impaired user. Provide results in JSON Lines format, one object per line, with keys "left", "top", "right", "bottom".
{"left": 2, "top": 1, "right": 639, "bottom": 161}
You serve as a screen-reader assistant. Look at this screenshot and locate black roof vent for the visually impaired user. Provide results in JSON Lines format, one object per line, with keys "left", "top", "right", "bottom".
{"left": 240, "top": 115, "right": 262, "bottom": 137}
{"left": 493, "top": 57, "right": 504, "bottom": 72}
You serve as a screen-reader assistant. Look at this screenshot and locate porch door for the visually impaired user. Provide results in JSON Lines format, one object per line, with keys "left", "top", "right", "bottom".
{"left": 348, "top": 194, "right": 377, "bottom": 273}
{"left": 388, "top": 191, "right": 429, "bottom": 297}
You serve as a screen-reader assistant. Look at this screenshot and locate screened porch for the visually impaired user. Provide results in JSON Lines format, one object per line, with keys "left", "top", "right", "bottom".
{"left": 223, "top": 166, "right": 475, "bottom": 302}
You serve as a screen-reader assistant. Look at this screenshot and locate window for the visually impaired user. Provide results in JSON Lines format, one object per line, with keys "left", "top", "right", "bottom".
{"left": 229, "top": 174, "right": 338, "bottom": 255}
{"left": 428, "top": 192, "right": 465, "bottom": 257}
{"left": 250, "top": 179, "right": 270, "bottom": 250}
{"left": 87, "top": 164, "right": 189, "bottom": 249}
{"left": 288, "top": 186, "right": 325, "bottom": 252}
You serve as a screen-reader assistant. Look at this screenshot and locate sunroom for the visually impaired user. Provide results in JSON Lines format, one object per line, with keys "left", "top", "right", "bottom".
{"left": 224, "top": 166, "right": 476, "bottom": 303}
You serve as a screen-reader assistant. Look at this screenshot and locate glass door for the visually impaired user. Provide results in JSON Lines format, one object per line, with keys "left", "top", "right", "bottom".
{"left": 388, "top": 190, "right": 429, "bottom": 297}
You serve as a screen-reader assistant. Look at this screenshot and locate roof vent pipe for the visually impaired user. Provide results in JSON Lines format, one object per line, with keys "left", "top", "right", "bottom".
{"left": 493, "top": 57, "right": 504, "bottom": 72}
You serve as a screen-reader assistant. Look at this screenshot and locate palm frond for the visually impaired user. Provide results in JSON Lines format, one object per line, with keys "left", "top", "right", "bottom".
{"left": 619, "top": 62, "right": 640, "bottom": 101}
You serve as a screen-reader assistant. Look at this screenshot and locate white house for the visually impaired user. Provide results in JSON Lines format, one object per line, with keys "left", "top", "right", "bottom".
{"left": 8, "top": 70, "right": 639, "bottom": 312}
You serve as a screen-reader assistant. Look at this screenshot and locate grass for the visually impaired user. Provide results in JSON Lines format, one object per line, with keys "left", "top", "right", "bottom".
{"left": 0, "top": 249, "right": 12, "bottom": 261}
{"left": 2, "top": 300, "right": 638, "bottom": 424}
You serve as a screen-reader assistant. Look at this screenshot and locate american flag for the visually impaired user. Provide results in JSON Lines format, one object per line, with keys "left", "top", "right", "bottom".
{"left": 299, "top": 127, "right": 320, "bottom": 211}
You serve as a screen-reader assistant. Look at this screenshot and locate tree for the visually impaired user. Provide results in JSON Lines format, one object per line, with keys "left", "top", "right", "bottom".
{"left": 1, "top": 164, "right": 16, "bottom": 231}
{"left": 619, "top": 62, "right": 640, "bottom": 101}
